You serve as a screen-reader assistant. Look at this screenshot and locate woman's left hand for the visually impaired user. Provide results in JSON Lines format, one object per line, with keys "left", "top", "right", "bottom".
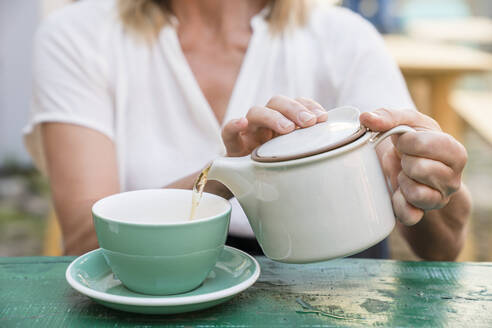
{"left": 360, "top": 108, "right": 468, "bottom": 226}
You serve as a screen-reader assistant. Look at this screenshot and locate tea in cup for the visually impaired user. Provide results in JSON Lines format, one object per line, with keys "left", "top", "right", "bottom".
{"left": 92, "top": 189, "right": 231, "bottom": 295}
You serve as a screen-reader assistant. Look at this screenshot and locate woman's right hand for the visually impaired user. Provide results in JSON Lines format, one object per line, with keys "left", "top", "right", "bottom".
{"left": 222, "top": 95, "right": 328, "bottom": 157}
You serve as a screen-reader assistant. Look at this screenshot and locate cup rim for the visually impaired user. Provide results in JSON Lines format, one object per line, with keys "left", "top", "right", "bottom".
{"left": 92, "top": 189, "right": 231, "bottom": 227}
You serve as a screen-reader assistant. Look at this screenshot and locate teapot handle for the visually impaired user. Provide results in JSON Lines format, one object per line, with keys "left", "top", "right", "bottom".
{"left": 369, "top": 125, "right": 416, "bottom": 147}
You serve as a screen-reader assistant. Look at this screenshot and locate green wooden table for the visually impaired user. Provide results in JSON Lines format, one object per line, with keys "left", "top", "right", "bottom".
{"left": 1, "top": 256, "right": 492, "bottom": 327}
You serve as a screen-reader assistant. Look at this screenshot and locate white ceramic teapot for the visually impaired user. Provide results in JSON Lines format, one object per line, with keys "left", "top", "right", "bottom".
{"left": 208, "top": 106, "right": 414, "bottom": 263}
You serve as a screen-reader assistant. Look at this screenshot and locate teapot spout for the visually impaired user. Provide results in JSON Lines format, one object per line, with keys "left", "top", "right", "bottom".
{"left": 208, "top": 156, "right": 254, "bottom": 199}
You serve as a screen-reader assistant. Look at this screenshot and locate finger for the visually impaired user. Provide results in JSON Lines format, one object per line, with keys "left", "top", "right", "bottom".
{"left": 295, "top": 97, "right": 328, "bottom": 122}
{"left": 255, "top": 127, "right": 275, "bottom": 144}
{"left": 246, "top": 106, "right": 295, "bottom": 134}
{"left": 392, "top": 187, "right": 424, "bottom": 226}
{"left": 400, "top": 154, "right": 461, "bottom": 198}
{"left": 222, "top": 118, "right": 248, "bottom": 155}
{"left": 359, "top": 108, "right": 441, "bottom": 132}
{"left": 380, "top": 146, "right": 401, "bottom": 192}
{"left": 398, "top": 172, "right": 446, "bottom": 210}
{"left": 397, "top": 131, "right": 467, "bottom": 171}
{"left": 266, "top": 95, "right": 317, "bottom": 127}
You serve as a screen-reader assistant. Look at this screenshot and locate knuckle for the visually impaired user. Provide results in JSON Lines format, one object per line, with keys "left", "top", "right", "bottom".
{"left": 222, "top": 120, "right": 236, "bottom": 135}
{"left": 442, "top": 133, "right": 456, "bottom": 148}
{"left": 246, "top": 106, "right": 263, "bottom": 119}
{"left": 412, "top": 159, "right": 429, "bottom": 180}
{"left": 412, "top": 135, "right": 431, "bottom": 154}
{"left": 402, "top": 156, "right": 425, "bottom": 180}
{"left": 455, "top": 142, "right": 468, "bottom": 170}
{"left": 402, "top": 182, "right": 435, "bottom": 209}
{"left": 446, "top": 176, "right": 462, "bottom": 195}
{"left": 443, "top": 133, "right": 468, "bottom": 170}
{"left": 405, "top": 185, "right": 425, "bottom": 206}
{"left": 411, "top": 156, "right": 425, "bottom": 172}
{"left": 267, "top": 95, "right": 287, "bottom": 107}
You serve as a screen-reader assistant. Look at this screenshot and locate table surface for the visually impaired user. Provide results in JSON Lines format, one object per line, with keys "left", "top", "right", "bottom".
{"left": 385, "top": 35, "right": 492, "bottom": 75}
{"left": 2, "top": 257, "right": 492, "bottom": 327}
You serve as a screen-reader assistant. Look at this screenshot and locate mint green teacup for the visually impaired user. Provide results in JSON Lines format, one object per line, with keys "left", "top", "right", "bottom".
{"left": 92, "top": 189, "right": 231, "bottom": 295}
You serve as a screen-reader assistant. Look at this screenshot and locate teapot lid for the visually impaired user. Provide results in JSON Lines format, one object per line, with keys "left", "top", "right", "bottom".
{"left": 251, "top": 106, "right": 366, "bottom": 163}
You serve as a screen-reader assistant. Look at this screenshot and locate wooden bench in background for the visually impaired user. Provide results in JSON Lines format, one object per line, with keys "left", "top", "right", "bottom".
{"left": 451, "top": 90, "right": 492, "bottom": 145}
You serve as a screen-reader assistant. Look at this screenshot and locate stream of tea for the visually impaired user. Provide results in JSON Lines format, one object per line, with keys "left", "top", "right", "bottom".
{"left": 189, "top": 165, "right": 211, "bottom": 220}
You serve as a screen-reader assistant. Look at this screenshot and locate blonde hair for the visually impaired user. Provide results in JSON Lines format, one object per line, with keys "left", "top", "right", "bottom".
{"left": 118, "top": 0, "right": 311, "bottom": 39}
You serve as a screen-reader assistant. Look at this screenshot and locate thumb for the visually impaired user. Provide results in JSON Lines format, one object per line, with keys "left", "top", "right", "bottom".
{"left": 360, "top": 108, "right": 431, "bottom": 132}
{"left": 222, "top": 118, "right": 248, "bottom": 156}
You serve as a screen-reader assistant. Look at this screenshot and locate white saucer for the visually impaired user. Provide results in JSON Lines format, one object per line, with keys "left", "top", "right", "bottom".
{"left": 66, "top": 246, "right": 260, "bottom": 314}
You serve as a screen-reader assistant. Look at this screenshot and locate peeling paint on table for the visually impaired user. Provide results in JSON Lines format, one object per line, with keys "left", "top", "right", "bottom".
{"left": 1, "top": 256, "right": 492, "bottom": 327}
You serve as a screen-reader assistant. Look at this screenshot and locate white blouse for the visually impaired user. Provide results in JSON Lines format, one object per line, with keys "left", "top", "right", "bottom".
{"left": 24, "top": 0, "right": 414, "bottom": 237}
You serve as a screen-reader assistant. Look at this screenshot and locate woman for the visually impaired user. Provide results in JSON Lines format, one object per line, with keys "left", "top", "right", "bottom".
{"left": 25, "top": 0, "right": 471, "bottom": 258}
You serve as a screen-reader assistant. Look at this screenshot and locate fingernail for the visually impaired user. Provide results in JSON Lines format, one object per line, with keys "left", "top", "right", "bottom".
{"left": 298, "top": 111, "right": 316, "bottom": 124}
{"left": 279, "top": 119, "right": 295, "bottom": 131}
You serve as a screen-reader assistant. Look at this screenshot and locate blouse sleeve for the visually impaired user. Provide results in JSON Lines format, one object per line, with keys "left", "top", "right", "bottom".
{"left": 23, "top": 12, "right": 113, "bottom": 174}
